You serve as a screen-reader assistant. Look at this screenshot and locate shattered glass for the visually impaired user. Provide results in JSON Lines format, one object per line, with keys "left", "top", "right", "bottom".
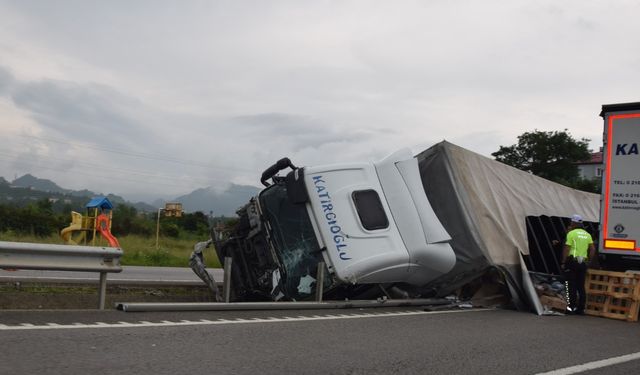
{"left": 297, "top": 274, "right": 316, "bottom": 295}
{"left": 259, "top": 185, "right": 325, "bottom": 299}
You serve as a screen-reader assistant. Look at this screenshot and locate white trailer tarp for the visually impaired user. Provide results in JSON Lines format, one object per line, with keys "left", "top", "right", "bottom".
{"left": 417, "top": 141, "right": 599, "bottom": 312}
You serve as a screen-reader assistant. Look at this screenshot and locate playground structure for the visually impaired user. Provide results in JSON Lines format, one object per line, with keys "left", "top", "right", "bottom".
{"left": 60, "top": 197, "right": 121, "bottom": 248}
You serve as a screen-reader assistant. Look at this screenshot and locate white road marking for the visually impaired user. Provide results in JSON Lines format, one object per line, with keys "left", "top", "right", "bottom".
{"left": 0, "top": 308, "right": 489, "bottom": 331}
{"left": 536, "top": 351, "right": 640, "bottom": 375}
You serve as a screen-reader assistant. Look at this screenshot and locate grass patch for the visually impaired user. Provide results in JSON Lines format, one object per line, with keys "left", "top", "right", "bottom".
{"left": 0, "top": 232, "right": 220, "bottom": 268}
{"left": 119, "top": 235, "right": 220, "bottom": 268}
{"left": 0, "top": 284, "right": 98, "bottom": 294}
{"left": 0, "top": 232, "right": 66, "bottom": 245}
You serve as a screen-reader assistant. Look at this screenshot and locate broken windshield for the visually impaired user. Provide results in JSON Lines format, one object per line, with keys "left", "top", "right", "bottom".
{"left": 259, "top": 184, "right": 324, "bottom": 299}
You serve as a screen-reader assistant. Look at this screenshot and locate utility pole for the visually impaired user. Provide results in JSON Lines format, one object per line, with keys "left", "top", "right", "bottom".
{"left": 155, "top": 203, "right": 183, "bottom": 250}
{"left": 155, "top": 207, "right": 164, "bottom": 250}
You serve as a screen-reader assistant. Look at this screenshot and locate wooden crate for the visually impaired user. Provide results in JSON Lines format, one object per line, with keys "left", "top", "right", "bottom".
{"left": 585, "top": 270, "right": 640, "bottom": 322}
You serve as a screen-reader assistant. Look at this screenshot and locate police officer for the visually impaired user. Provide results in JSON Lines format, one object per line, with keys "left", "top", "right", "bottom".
{"left": 561, "top": 214, "right": 595, "bottom": 315}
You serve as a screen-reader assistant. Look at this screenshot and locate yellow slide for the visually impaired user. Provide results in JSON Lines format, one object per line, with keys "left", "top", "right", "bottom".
{"left": 60, "top": 211, "right": 87, "bottom": 245}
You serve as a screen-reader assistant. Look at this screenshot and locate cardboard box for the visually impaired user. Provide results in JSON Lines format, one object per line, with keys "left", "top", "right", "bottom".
{"left": 539, "top": 295, "right": 567, "bottom": 312}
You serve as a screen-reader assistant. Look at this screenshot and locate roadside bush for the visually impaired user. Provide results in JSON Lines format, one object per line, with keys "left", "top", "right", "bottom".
{"left": 111, "top": 204, "right": 153, "bottom": 237}
{"left": 0, "top": 200, "right": 66, "bottom": 237}
{"left": 179, "top": 211, "right": 210, "bottom": 236}
{"left": 1, "top": 201, "right": 225, "bottom": 241}
{"left": 161, "top": 223, "right": 180, "bottom": 238}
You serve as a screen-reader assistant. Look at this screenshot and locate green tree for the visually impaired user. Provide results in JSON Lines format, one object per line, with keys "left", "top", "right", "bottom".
{"left": 112, "top": 204, "right": 153, "bottom": 237}
{"left": 9, "top": 199, "right": 64, "bottom": 236}
{"left": 492, "top": 130, "right": 593, "bottom": 189}
{"left": 572, "top": 177, "right": 601, "bottom": 194}
{"left": 180, "top": 211, "right": 210, "bottom": 235}
{"left": 36, "top": 199, "right": 54, "bottom": 215}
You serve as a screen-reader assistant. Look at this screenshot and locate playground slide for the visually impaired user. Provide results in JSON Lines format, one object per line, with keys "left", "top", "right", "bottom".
{"left": 60, "top": 211, "right": 86, "bottom": 245}
{"left": 97, "top": 226, "right": 121, "bottom": 248}
{"left": 96, "top": 214, "right": 121, "bottom": 248}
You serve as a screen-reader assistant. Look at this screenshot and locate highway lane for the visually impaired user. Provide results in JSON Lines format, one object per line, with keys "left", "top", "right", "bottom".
{"left": 1, "top": 308, "right": 639, "bottom": 374}
{"left": 0, "top": 265, "right": 222, "bottom": 285}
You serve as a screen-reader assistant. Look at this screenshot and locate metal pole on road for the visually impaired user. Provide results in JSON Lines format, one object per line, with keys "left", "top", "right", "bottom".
{"left": 116, "top": 298, "right": 455, "bottom": 312}
{"left": 223, "top": 257, "right": 233, "bottom": 303}
{"left": 315, "top": 262, "right": 325, "bottom": 302}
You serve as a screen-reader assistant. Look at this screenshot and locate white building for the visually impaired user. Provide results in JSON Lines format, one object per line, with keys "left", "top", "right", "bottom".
{"left": 576, "top": 150, "right": 603, "bottom": 180}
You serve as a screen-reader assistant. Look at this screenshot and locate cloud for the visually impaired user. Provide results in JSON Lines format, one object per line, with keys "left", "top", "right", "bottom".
{"left": 0, "top": 66, "right": 16, "bottom": 94}
{"left": 0, "top": 68, "right": 190, "bottom": 196}
{"left": 1, "top": 1, "right": 639, "bottom": 202}
{"left": 228, "top": 113, "right": 382, "bottom": 151}
{"left": 11, "top": 79, "right": 149, "bottom": 147}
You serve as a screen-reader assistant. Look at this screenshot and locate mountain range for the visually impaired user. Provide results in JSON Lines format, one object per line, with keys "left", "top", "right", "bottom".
{"left": 174, "top": 185, "right": 261, "bottom": 216}
{"left": 2, "top": 174, "right": 261, "bottom": 216}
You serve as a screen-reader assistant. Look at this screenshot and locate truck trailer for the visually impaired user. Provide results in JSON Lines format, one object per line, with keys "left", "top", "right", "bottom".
{"left": 194, "top": 149, "right": 457, "bottom": 301}
{"left": 599, "top": 102, "right": 640, "bottom": 270}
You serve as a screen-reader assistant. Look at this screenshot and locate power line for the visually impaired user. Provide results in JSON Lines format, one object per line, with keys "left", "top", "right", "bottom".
{"left": 10, "top": 134, "right": 256, "bottom": 173}
{"left": 0, "top": 149, "right": 242, "bottom": 186}
{"left": 0, "top": 155, "right": 220, "bottom": 190}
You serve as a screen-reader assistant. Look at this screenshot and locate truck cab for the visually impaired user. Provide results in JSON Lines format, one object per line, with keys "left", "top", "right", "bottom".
{"left": 213, "top": 149, "right": 456, "bottom": 301}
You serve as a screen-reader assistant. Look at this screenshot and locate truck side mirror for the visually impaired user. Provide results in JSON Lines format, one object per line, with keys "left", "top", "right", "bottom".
{"left": 260, "top": 157, "right": 297, "bottom": 187}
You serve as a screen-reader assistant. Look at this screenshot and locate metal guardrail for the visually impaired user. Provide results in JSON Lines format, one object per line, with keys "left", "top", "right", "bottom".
{"left": 0, "top": 241, "right": 122, "bottom": 309}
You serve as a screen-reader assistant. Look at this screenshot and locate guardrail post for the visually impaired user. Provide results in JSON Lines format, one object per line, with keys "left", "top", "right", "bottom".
{"left": 98, "top": 272, "right": 107, "bottom": 310}
{"left": 223, "top": 257, "right": 232, "bottom": 303}
{"left": 315, "top": 262, "right": 325, "bottom": 302}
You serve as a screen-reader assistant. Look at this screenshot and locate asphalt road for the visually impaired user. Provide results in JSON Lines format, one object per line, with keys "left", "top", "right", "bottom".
{"left": 0, "top": 266, "right": 222, "bottom": 285}
{"left": 1, "top": 308, "right": 639, "bottom": 374}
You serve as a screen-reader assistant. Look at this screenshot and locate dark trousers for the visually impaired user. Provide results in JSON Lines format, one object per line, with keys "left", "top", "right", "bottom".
{"left": 565, "top": 260, "right": 588, "bottom": 312}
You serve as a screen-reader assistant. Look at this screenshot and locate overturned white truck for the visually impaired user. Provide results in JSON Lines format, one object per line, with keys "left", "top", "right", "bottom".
{"left": 201, "top": 149, "right": 457, "bottom": 301}
{"left": 193, "top": 141, "right": 601, "bottom": 313}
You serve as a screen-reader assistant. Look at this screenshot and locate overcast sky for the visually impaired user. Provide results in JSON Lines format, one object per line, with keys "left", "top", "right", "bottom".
{"left": 1, "top": 0, "right": 639, "bottom": 202}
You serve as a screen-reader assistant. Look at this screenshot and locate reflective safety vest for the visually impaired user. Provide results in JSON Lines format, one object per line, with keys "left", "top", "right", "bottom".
{"left": 565, "top": 228, "right": 593, "bottom": 259}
